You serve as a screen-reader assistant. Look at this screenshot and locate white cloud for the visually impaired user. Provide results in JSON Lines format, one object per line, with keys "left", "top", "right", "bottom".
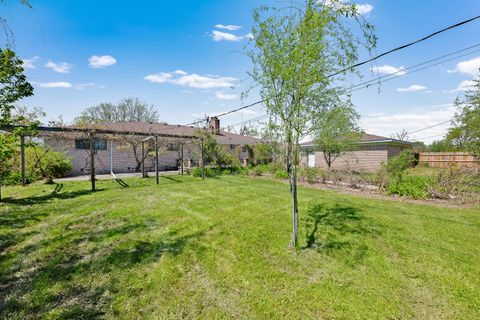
{"left": 397, "top": 85, "right": 427, "bottom": 92}
{"left": 322, "top": 1, "right": 373, "bottom": 15}
{"left": 89, "top": 55, "right": 117, "bottom": 68}
{"left": 356, "top": 3, "right": 373, "bottom": 15}
{"left": 449, "top": 80, "right": 476, "bottom": 93}
{"left": 211, "top": 30, "right": 243, "bottom": 42}
{"left": 215, "top": 24, "right": 242, "bottom": 31}
{"left": 246, "top": 33, "right": 254, "bottom": 40}
{"left": 34, "top": 81, "right": 72, "bottom": 88}
{"left": 371, "top": 64, "right": 406, "bottom": 75}
{"left": 174, "top": 70, "right": 187, "bottom": 75}
{"left": 145, "top": 71, "right": 238, "bottom": 89}
{"left": 215, "top": 92, "right": 238, "bottom": 100}
{"left": 360, "top": 104, "right": 454, "bottom": 143}
{"left": 45, "top": 60, "right": 72, "bottom": 73}
{"left": 23, "top": 56, "right": 39, "bottom": 69}
{"left": 75, "top": 83, "right": 95, "bottom": 90}
{"left": 448, "top": 57, "right": 480, "bottom": 76}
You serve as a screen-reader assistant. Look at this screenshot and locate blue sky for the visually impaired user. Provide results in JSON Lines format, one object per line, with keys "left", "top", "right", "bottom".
{"left": 3, "top": 0, "right": 480, "bottom": 142}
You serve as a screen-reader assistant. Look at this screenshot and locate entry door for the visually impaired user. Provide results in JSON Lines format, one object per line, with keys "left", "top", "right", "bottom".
{"left": 308, "top": 152, "right": 315, "bottom": 167}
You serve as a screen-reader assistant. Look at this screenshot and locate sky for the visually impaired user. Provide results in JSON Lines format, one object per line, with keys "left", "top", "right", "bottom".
{"left": 2, "top": 0, "right": 480, "bottom": 143}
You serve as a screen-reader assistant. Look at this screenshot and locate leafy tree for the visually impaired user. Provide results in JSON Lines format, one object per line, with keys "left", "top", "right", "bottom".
{"left": 314, "top": 105, "right": 361, "bottom": 168}
{"left": 75, "top": 98, "right": 160, "bottom": 171}
{"left": 427, "top": 139, "right": 456, "bottom": 152}
{"left": 0, "top": 49, "right": 34, "bottom": 200}
{"left": 447, "top": 77, "right": 480, "bottom": 155}
{"left": 247, "top": 0, "right": 375, "bottom": 247}
{"left": 75, "top": 98, "right": 159, "bottom": 124}
{"left": 1, "top": 48, "right": 34, "bottom": 125}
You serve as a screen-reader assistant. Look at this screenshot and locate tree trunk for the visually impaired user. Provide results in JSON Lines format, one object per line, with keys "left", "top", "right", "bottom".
{"left": 0, "top": 184, "right": 2, "bottom": 202}
{"left": 290, "top": 164, "right": 299, "bottom": 248}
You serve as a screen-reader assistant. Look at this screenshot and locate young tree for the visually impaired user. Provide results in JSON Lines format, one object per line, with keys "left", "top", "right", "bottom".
{"left": 75, "top": 98, "right": 161, "bottom": 171}
{"left": 314, "top": 105, "right": 361, "bottom": 168}
{"left": 0, "top": 49, "right": 34, "bottom": 200}
{"left": 391, "top": 129, "right": 409, "bottom": 141}
{"left": 247, "top": 0, "right": 376, "bottom": 247}
{"left": 447, "top": 77, "right": 480, "bottom": 155}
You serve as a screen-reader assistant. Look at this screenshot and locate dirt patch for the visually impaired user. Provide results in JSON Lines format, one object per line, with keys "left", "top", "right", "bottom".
{"left": 255, "top": 176, "right": 478, "bottom": 209}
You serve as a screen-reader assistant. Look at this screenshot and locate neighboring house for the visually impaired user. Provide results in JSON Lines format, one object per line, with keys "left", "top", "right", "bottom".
{"left": 300, "top": 134, "right": 413, "bottom": 172}
{"left": 44, "top": 117, "right": 261, "bottom": 176}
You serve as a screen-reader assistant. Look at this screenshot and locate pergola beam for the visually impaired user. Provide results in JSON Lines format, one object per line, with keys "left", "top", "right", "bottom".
{"left": 0, "top": 125, "right": 200, "bottom": 140}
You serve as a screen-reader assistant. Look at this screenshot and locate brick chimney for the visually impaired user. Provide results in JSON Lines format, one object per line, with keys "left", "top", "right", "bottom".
{"left": 210, "top": 116, "right": 220, "bottom": 135}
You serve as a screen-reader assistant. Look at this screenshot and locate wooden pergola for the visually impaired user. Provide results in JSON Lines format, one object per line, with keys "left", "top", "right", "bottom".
{"left": 0, "top": 125, "right": 206, "bottom": 191}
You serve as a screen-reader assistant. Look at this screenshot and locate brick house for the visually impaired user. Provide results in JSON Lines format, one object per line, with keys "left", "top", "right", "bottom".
{"left": 300, "top": 134, "right": 412, "bottom": 172}
{"left": 44, "top": 117, "right": 261, "bottom": 176}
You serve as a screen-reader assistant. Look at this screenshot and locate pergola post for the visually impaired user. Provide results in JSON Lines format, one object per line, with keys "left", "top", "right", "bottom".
{"left": 20, "top": 134, "right": 26, "bottom": 186}
{"left": 155, "top": 135, "right": 159, "bottom": 185}
{"left": 89, "top": 132, "right": 95, "bottom": 191}
{"left": 201, "top": 138, "right": 205, "bottom": 180}
{"left": 141, "top": 141, "right": 146, "bottom": 178}
{"left": 180, "top": 143, "right": 184, "bottom": 175}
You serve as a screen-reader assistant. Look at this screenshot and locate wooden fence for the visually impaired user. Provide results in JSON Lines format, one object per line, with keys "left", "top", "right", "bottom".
{"left": 419, "top": 152, "right": 479, "bottom": 169}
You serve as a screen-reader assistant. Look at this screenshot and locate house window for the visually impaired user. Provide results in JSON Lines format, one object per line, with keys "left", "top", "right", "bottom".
{"left": 75, "top": 139, "right": 107, "bottom": 150}
{"left": 241, "top": 146, "right": 247, "bottom": 152}
{"left": 229, "top": 144, "right": 236, "bottom": 150}
{"left": 166, "top": 143, "right": 179, "bottom": 151}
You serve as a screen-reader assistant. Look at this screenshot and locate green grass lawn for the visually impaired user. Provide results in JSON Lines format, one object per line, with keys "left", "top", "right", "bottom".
{"left": 1, "top": 175, "right": 479, "bottom": 319}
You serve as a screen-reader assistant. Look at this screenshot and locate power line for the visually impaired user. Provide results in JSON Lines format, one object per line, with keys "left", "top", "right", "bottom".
{"left": 411, "top": 133, "right": 446, "bottom": 141}
{"left": 183, "top": 15, "right": 480, "bottom": 126}
{"left": 329, "top": 14, "right": 480, "bottom": 78}
{"left": 407, "top": 120, "right": 452, "bottom": 135}
{"left": 350, "top": 47, "right": 480, "bottom": 92}
{"left": 349, "top": 42, "right": 480, "bottom": 90}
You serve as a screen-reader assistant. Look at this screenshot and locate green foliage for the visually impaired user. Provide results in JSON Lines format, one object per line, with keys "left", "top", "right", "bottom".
{"left": 255, "top": 143, "right": 275, "bottom": 164}
{"left": 447, "top": 77, "right": 480, "bottom": 155}
{"left": 191, "top": 166, "right": 245, "bottom": 178}
{"left": 274, "top": 170, "right": 289, "bottom": 180}
{"left": 299, "top": 167, "right": 322, "bottom": 181}
{"left": 386, "top": 149, "right": 415, "bottom": 181}
{"left": 0, "top": 48, "right": 34, "bottom": 125}
{"left": 248, "top": 0, "right": 376, "bottom": 246}
{"left": 75, "top": 98, "right": 159, "bottom": 125}
{"left": 314, "top": 105, "right": 361, "bottom": 168}
{"left": 427, "top": 139, "right": 457, "bottom": 152}
{"left": 387, "top": 176, "right": 429, "bottom": 199}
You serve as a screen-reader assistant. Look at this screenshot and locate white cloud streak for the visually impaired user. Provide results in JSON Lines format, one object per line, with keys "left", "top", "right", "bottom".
{"left": 211, "top": 30, "right": 244, "bottom": 42}
{"left": 89, "top": 55, "right": 117, "bottom": 68}
{"left": 34, "top": 81, "right": 72, "bottom": 88}
{"left": 397, "top": 84, "right": 427, "bottom": 92}
{"left": 23, "top": 56, "right": 39, "bottom": 69}
{"left": 145, "top": 71, "right": 238, "bottom": 89}
{"left": 356, "top": 3, "right": 373, "bottom": 15}
{"left": 215, "top": 92, "right": 238, "bottom": 100}
{"left": 215, "top": 24, "right": 242, "bottom": 31}
{"left": 447, "top": 56, "right": 480, "bottom": 76}
{"left": 371, "top": 64, "right": 406, "bottom": 75}
{"left": 360, "top": 104, "right": 454, "bottom": 143}
{"left": 45, "top": 60, "right": 72, "bottom": 73}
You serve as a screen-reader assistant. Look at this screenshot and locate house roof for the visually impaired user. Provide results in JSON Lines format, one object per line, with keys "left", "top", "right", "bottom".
{"left": 80, "top": 122, "right": 261, "bottom": 145}
{"left": 300, "top": 133, "right": 413, "bottom": 147}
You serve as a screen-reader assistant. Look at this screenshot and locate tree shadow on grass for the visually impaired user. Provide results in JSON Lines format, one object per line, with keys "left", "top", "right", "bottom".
{"left": 160, "top": 175, "right": 182, "bottom": 183}
{"left": 303, "top": 203, "right": 380, "bottom": 265}
{"left": 0, "top": 187, "right": 104, "bottom": 206}
{"left": 0, "top": 219, "right": 209, "bottom": 319}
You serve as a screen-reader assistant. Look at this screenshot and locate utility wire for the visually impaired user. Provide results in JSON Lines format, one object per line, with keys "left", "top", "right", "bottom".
{"left": 407, "top": 120, "right": 452, "bottom": 135}
{"left": 329, "top": 14, "right": 480, "bottom": 78}
{"left": 349, "top": 42, "right": 480, "bottom": 90}
{"left": 183, "top": 15, "right": 480, "bottom": 127}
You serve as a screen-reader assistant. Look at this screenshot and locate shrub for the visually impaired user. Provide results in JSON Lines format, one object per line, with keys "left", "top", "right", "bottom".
{"left": 387, "top": 150, "right": 415, "bottom": 181}
{"left": 274, "top": 170, "right": 289, "bottom": 180}
{"left": 387, "top": 175, "right": 429, "bottom": 199}
{"left": 299, "top": 167, "right": 321, "bottom": 182}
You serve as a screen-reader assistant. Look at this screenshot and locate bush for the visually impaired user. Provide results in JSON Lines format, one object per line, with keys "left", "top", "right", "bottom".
{"left": 387, "top": 175, "right": 429, "bottom": 199}
{"left": 191, "top": 166, "right": 245, "bottom": 178}
{"left": 299, "top": 167, "right": 321, "bottom": 182}
{"left": 387, "top": 150, "right": 415, "bottom": 181}
{"left": 2, "top": 171, "right": 35, "bottom": 186}
{"left": 274, "top": 170, "right": 289, "bottom": 180}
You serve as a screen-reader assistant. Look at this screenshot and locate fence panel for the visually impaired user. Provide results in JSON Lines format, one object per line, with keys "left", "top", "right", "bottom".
{"left": 419, "top": 152, "right": 479, "bottom": 169}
